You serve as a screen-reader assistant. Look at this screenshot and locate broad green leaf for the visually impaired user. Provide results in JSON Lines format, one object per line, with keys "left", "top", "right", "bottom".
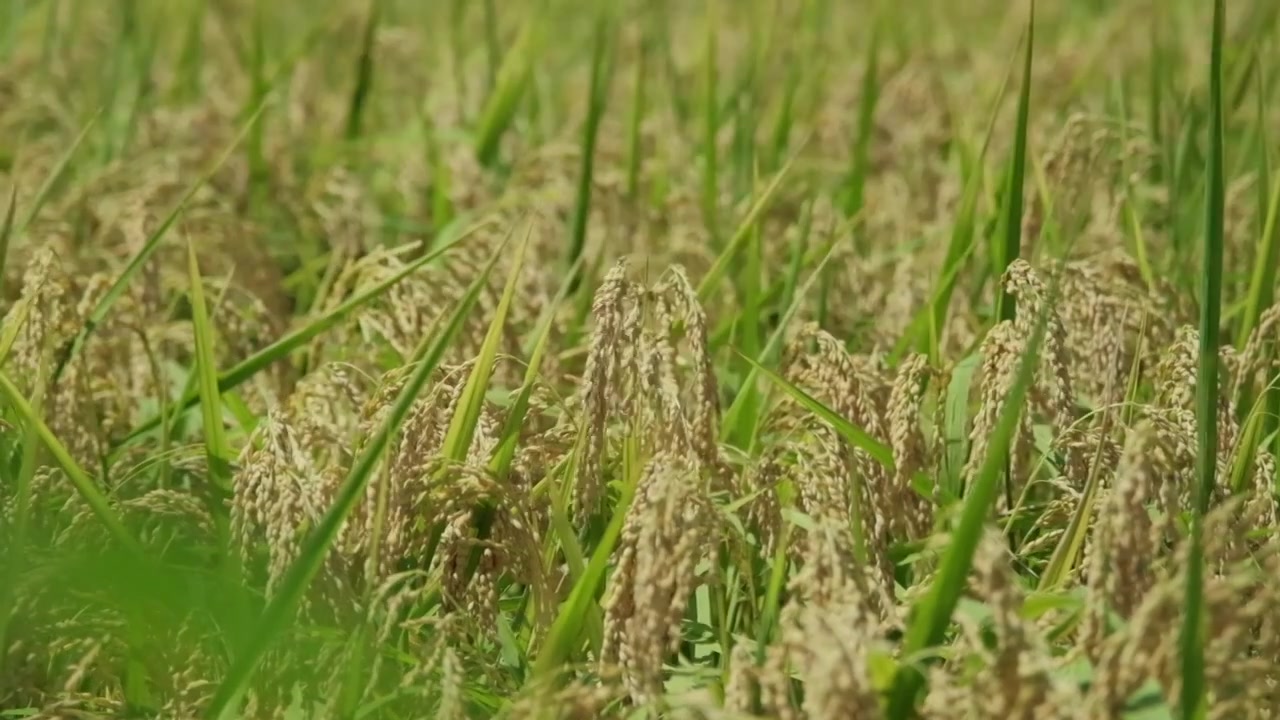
{"left": 941, "top": 353, "right": 979, "bottom": 503}
{"left": 1181, "top": 3, "right": 1226, "bottom": 716}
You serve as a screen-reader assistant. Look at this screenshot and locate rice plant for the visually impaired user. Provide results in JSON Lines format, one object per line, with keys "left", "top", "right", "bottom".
{"left": 1, "top": 1, "right": 1279, "bottom": 719}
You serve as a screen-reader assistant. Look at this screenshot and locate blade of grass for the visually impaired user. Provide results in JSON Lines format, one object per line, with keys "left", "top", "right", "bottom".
{"left": 567, "top": 10, "right": 614, "bottom": 288}
{"left": 701, "top": 0, "right": 720, "bottom": 241}
{"left": 721, "top": 228, "right": 843, "bottom": 448}
{"left": 886, "top": 276, "right": 1055, "bottom": 719}
{"left": 993, "top": 0, "right": 1035, "bottom": 327}
{"left": 1180, "top": 2, "right": 1225, "bottom": 717}
{"left": 739, "top": 353, "right": 893, "bottom": 468}
{"left": 482, "top": 0, "right": 499, "bottom": 94}
{"left": 625, "top": 32, "right": 648, "bottom": 200}
{"left": 529, "top": 463, "right": 635, "bottom": 681}
{"left": 117, "top": 222, "right": 484, "bottom": 447}
{"left": 940, "top": 352, "right": 979, "bottom": 503}
{"left": 186, "top": 241, "right": 232, "bottom": 494}
{"left": 202, "top": 241, "right": 506, "bottom": 720}
{"left": 696, "top": 142, "right": 804, "bottom": 303}
{"left": 0, "top": 185, "right": 15, "bottom": 298}
{"left": 56, "top": 101, "right": 266, "bottom": 384}
{"left": 440, "top": 226, "right": 523, "bottom": 464}
{"left": 344, "top": 0, "right": 383, "bottom": 140}
{"left": 491, "top": 253, "right": 584, "bottom": 479}
{"left": 1238, "top": 144, "right": 1280, "bottom": 350}
{"left": 12, "top": 110, "right": 99, "bottom": 240}
{"left": 841, "top": 15, "right": 879, "bottom": 222}
{"left": 174, "top": 0, "right": 206, "bottom": 100}
{"left": 1038, "top": 326, "right": 1140, "bottom": 590}
{"left": 474, "top": 14, "right": 538, "bottom": 167}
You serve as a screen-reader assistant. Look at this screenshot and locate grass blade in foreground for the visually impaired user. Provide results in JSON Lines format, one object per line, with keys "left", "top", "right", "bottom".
{"left": 118, "top": 222, "right": 485, "bottom": 446}
{"left": 566, "top": 10, "right": 613, "bottom": 287}
{"left": 993, "top": 1, "right": 1034, "bottom": 326}
{"left": 1180, "top": 1, "right": 1225, "bottom": 717}
{"left": 886, "top": 280, "right": 1054, "bottom": 718}
{"left": 439, "top": 226, "right": 522, "bottom": 464}
{"left": 186, "top": 241, "right": 232, "bottom": 494}
{"left": 202, "top": 244, "right": 505, "bottom": 720}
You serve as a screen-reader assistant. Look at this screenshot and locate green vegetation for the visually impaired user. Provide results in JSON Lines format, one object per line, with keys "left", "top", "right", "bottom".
{"left": 1, "top": 1, "right": 1278, "bottom": 718}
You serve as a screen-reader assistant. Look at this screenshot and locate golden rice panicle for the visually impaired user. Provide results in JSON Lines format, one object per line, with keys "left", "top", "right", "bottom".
{"left": 230, "top": 409, "right": 342, "bottom": 606}
{"left": 1, "top": 248, "right": 114, "bottom": 467}
{"left": 5, "top": 246, "right": 75, "bottom": 387}
{"left": 1023, "top": 114, "right": 1113, "bottom": 249}
{"left": 600, "top": 451, "right": 717, "bottom": 705}
{"left": 723, "top": 642, "right": 758, "bottom": 716}
{"left": 640, "top": 285, "right": 696, "bottom": 459}
{"left": 1234, "top": 303, "right": 1280, "bottom": 406}
{"left": 656, "top": 266, "right": 723, "bottom": 477}
{"left": 1154, "top": 325, "right": 1200, "bottom": 413}
{"left": 788, "top": 600, "right": 884, "bottom": 720}
{"left": 786, "top": 420, "right": 896, "bottom": 608}
{"left": 887, "top": 352, "right": 934, "bottom": 540}
{"left": 966, "top": 321, "right": 1033, "bottom": 501}
{"left": 1080, "top": 420, "right": 1181, "bottom": 654}
{"left": 433, "top": 471, "right": 547, "bottom": 635}
{"left": 779, "top": 325, "right": 903, "bottom": 585}
{"left": 578, "top": 258, "right": 641, "bottom": 516}
{"left": 1082, "top": 573, "right": 1181, "bottom": 718}
{"left": 758, "top": 520, "right": 890, "bottom": 720}
{"left": 1002, "top": 259, "right": 1088, "bottom": 487}
{"left": 735, "top": 452, "right": 784, "bottom": 557}
{"left": 501, "top": 679, "right": 619, "bottom": 720}
{"left": 964, "top": 530, "right": 1078, "bottom": 719}
{"left": 1154, "top": 325, "right": 1240, "bottom": 481}
{"left": 354, "top": 366, "right": 468, "bottom": 581}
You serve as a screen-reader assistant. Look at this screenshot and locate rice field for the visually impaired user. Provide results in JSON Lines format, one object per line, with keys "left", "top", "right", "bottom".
{"left": 1, "top": 0, "right": 1279, "bottom": 717}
